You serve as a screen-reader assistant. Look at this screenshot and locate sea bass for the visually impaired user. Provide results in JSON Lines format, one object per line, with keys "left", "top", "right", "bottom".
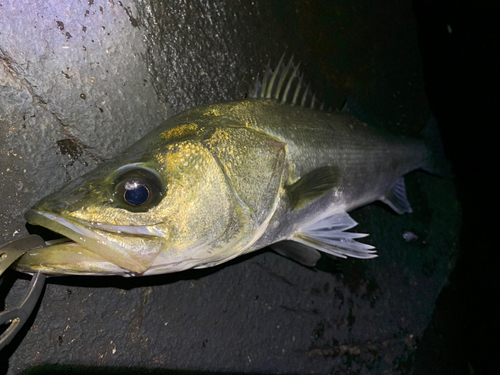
{"left": 16, "top": 57, "right": 440, "bottom": 276}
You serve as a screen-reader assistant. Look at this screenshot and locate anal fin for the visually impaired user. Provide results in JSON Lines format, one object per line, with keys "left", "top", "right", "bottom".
{"left": 292, "top": 210, "right": 377, "bottom": 259}
{"left": 270, "top": 240, "right": 321, "bottom": 267}
{"left": 380, "top": 177, "right": 413, "bottom": 214}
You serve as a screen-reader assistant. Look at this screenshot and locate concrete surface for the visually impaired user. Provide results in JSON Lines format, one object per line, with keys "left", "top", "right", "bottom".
{"left": 1, "top": 1, "right": 460, "bottom": 374}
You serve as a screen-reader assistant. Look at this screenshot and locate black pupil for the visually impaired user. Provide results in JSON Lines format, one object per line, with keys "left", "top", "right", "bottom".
{"left": 114, "top": 167, "right": 162, "bottom": 210}
{"left": 124, "top": 183, "right": 149, "bottom": 206}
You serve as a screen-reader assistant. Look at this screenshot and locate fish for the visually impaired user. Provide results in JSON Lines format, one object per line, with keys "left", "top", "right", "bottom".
{"left": 15, "top": 56, "right": 445, "bottom": 276}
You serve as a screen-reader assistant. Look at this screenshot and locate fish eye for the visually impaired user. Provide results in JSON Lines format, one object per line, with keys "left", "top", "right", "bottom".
{"left": 113, "top": 167, "right": 163, "bottom": 210}
{"left": 123, "top": 182, "right": 150, "bottom": 206}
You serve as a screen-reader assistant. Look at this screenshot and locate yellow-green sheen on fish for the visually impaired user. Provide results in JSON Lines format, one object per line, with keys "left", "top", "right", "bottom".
{"left": 16, "top": 57, "right": 442, "bottom": 276}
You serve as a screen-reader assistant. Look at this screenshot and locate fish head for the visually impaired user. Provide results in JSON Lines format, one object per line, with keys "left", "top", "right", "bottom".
{"left": 19, "top": 116, "right": 286, "bottom": 276}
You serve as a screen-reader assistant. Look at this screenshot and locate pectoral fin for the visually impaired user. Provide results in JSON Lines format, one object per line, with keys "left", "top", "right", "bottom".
{"left": 292, "top": 210, "right": 377, "bottom": 259}
{"left": 380, "top": 177, "right": 413, "bottom": 214}
{"left": 270, "top": 240, "right": 321, "bottom": 267}
{"left": 286, "top": 166, "right": 339, "bottom": 210}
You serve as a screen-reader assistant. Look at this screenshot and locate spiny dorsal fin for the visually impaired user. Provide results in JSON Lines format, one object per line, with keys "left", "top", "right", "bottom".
{"left": 300, "top": 82, "right": 310, "bottom": 107}
{"left": 293, "top": 211, "right": 377, "bottom": 259}
{"left": 291, "top": 73, "right": 304, "bottom": 105}
{"left": 283, "top": 63, "right": 300, "bottom": 102}
{"left": 251, "top": 54, "right": 328, "bottom": 110}
{"left": 265, "top": 54, "right": 284, "bottom": 98}
{"left": 286, "top": 166, "right": 339, "bottom": 210}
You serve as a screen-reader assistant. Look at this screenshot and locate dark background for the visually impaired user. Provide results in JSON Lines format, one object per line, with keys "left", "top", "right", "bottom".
{"left": 1, "top": 0, "right": 498, "bottom": 374}
{"left": 412, "top": 0, "right": 499, "bottom": 374}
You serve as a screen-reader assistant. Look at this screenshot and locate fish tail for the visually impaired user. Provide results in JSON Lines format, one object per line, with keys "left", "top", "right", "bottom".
{"left": 421, "top": 116, "right": 454, "bottom": 178}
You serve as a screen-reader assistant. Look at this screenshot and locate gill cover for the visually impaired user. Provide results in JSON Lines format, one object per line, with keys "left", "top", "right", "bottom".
{"left": 203, "top": 125, "right": 286, "bottom": 225}
{"left": 167, "top": 122, "right": 287, "bottom": 269}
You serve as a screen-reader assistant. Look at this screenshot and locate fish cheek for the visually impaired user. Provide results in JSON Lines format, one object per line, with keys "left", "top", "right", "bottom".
{"left": 158, "top": 140, "right": 249, "bottom": 264}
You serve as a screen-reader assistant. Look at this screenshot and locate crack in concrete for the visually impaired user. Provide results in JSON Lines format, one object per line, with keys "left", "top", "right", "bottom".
{"left": 0, "top": 47, "right": 103, "bottom": 165}
{"left": 251, "top": 261, "right": 297, "bottom": 287}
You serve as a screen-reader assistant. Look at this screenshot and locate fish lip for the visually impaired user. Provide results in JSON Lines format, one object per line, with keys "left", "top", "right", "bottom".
{"left": 25, "top": 209, "right": 163, "bottom": 273}
{"left": 26, "top": 209, "right": 94, "bottom": 246}
{"left": 17, "top": 241, "right": 132, "bottom": 276}
{"left": 28, "top": 209, "right": 160, "bottom": 237}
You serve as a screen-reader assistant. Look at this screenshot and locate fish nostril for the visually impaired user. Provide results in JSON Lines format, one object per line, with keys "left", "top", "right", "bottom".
{"left": 40, "top": 197, "right": 70, "bottom": 212}
{"left": 54, "top": 201, "right": 69, "bottom": 210}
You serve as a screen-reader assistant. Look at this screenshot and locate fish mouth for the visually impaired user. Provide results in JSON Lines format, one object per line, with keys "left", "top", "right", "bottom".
{"left": 22, "top": 209, "right": 165, "bottom": 274}
{"left": 15, "top": 240, "right": 131, "bottom": 276}
{"left": 28, "top": 210, "right": 163, "bottom": 237}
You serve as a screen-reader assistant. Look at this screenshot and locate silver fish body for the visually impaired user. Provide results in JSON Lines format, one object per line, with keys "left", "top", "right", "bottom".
{"left": 16, "top": 60, "right": 434, "bottom": 276}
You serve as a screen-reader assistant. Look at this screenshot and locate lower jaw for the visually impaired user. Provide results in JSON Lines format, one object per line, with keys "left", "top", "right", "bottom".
{"left": 15, "top": 240, "right": 131, "bottom": 276}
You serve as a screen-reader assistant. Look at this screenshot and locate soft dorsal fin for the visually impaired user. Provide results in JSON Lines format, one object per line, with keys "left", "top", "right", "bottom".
{"left": 270, "top": 240, "right": 321, "bottom": 267}
{"left": 250, "top": 54, "right": 325, "bottom": 110}
{"left": 285, "top": 166, "right": 339, "bottom": 210}
{"left": 380, "top": 177, "right": 413, "bottom": 214}
{"left": 292, "top": 210, "right": 377, "bottom": 259}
